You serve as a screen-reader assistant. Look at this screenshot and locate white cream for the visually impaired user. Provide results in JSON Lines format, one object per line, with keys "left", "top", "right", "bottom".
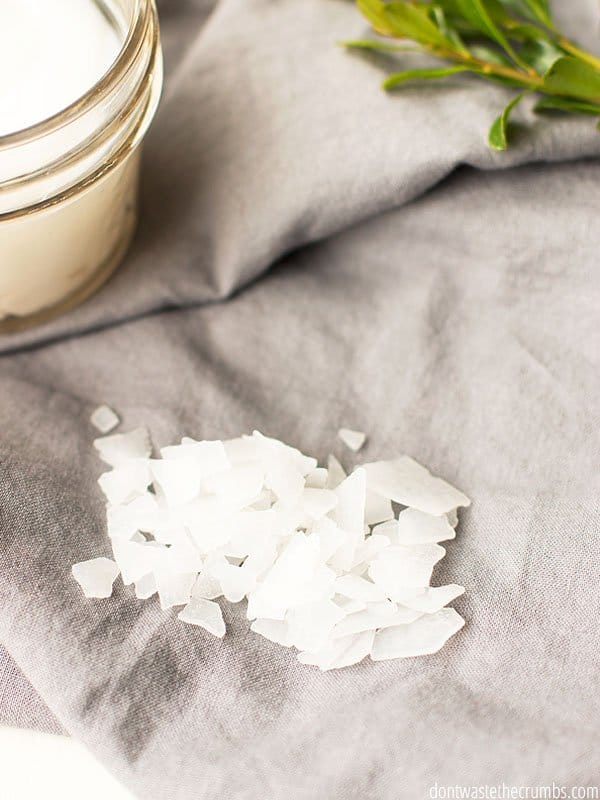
{"left": 0, "top": 0, "right": 121, "bottom": 136}
{"left": 0, "top": 0, "right": 162, "bottom": 331}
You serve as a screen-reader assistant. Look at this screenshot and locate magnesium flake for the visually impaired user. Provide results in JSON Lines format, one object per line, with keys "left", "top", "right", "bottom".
{"left": 72, "top": 428, "right": 470, "bottom": 670}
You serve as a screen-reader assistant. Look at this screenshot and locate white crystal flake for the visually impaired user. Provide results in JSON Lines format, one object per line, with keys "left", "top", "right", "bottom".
{"left": 371, "top": 608, "right": 465, "bottom": 660}
{"left": 93, "top": 427, "right": 151, "bottom": 467}
{"left": 393, "top": 584, "right": 465, "bottom": 613}
{"left": 338, "top": 428, "right": 367, "bottom": 452}
{"left": 178, "top": 597, "right": 226, "bottom": 637}
{"left": 90, "top": 405, "right": 120, "bottom": 434}
{"left": 78, "top": 428, "right": 468, "bottom": 668}
{"left": 97, "top": 460, "right": 151, "bottom": 507}
{"left": 134, "top": 572, "right": 157, "bottom": 600}
{"left": 72, "top": 557, "right": 119, "bottom": 599}
{"left": 395, "top": 508, "right": 456, "bottom": 544}
{"left": 368, "top": 544, "right": 446, "bottom": 598}
{"left": 334, "top": 574, "right": 386, "bottom": 602}
{"left": 326, "top": 454, "right": 346, "bottom": 489}
{"left": 364, "top": 490, "right": 394, "bottom": 526}
{"left": 363, "top": 456, "right": 470, "bottom": 515}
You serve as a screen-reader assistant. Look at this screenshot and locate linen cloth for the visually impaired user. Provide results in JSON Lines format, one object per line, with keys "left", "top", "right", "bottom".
{"left": 1, "top": 1, "right": 600, "bottom": 797}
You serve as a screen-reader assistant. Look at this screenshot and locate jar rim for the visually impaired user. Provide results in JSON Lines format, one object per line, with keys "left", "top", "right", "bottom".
{"left": 0, "top": 0, "right": 149, "bottom": 149}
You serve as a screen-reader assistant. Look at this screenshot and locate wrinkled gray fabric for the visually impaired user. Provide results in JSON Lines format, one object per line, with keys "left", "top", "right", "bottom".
{"left": 0, "top": 649, "right": 64, "bottom": 734}
{"left": 1, "top": 0, "right": 600, "bottom": 798}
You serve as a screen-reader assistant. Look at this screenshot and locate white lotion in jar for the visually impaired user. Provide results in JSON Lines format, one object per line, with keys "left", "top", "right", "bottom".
{"left": 0, "top": 0, "right": 163, "bottom": 332}
{"left": 0, "top": 0, "right": 121, "bottom": 135}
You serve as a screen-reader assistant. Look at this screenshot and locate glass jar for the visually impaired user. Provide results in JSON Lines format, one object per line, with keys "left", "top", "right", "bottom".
{"left": 0, "top": 0, "right": 163, "bottom": 333}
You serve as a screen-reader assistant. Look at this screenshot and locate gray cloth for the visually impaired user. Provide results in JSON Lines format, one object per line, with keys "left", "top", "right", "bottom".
{"left": 1, "top": 1, "right": 599, "bottom": 798}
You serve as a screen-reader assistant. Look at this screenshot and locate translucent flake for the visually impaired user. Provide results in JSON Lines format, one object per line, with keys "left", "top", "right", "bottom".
{"left": 106, "top": 493, "right": 159, "bottom": 541}
{"left": 191, "top": 571, "right": 223, "bottom": 600}
{"left": 351, "top": 534, "right": 390, "bottom": 568}
{"left": 242, "top": 540, "right": 278, "bottom": 579}
{"left": 93, "top": 427, "right": 151, "bottom": 467}
{"left": 326, "top": 454, "right": 346, "bottom": 489}
{"left": 363, "top": 456, "right": 470, "bottom": 515}
{"left": 204, "top": 462, "right": 265, "bottom": 506}
{"left": 334, "top": 468, "right": 366, "bottom": 536}
{"left": 305, "top": 468, "right": 328, "bottom": 489}
{"left": 72, "top": 557, "right": 119, "bottom": 599}
{"left": 97, "top": 460, "right": 151, "bottom": 506}
{"left": 334, "top": 574, "right": 386, "bottom": 602}
{"left": 371, "top": 608, "right": 465, "bottom": 660}
{"left": 312, "top": 518, "right": 346, "bottom": 562}
{"left": 364, "top": 491, "right": 394, "bottom": 526}
{"left": 300, "top": 488, "right": 338, "bottom": 520}
{"left": 367, "top": 600, "right": 398, "bottom": 617}
{"left": 208, "top": 559, "right": 256, "bottom": 603}
{"left": 90, "top": 405, "right": 119, "bottom": 434}
{"left": 184, "top": 498, "right": 236, "bottom": 552}
{"left": 246, "top": 533, "right": 331, "bottom": 620}
{"left": 249, "top": 490, "right": 273, "bottom": 510}
{"left": 112, "top": 539, "right": 161, "bottom": 585}
{"left": 299, "top": 630, "right": 374, "bottom": 671}
{"left": 338, "top": 428, "right": 366, "bottom": 452}
{"left": 160, "top": 439, "right": 230, "bottom": 477}
{"left": 394, "top": 584, "right": 465, "bottom": 613}
{"left": 330, "top": 630, "right": 375, "bottom": 669}
{"left": 134, "top": 573, "right": 157, "bottom": 600}
{"left": 264, "top": 453, "right": 305, "bottom": 507}
{"left": 150, "top": 458, "right": 204, "bottom": 508}
{"left": 250, "top": 618, "right": 291, "bottom": 646}
{"left": 178, "top": 597, "right": 226, "bottom": 637}
{"left": 222, "top": 436, "right": 262, "bottom": 464}
{"left": 446, "top": 508, "right": 459, "bottom": 528}
{"left": 221, "top": 510, "right": 276, "bottom": 559}
{"left": 297, "top": 638, "right": 348, "bottom": 670}
{"left": 161, "top": 535, "right": 204, "bottom": 574}
{"left": 333, "top": 604, "right": 422, "bottom": 638}
{"left": 287, "top": 600, "right": 346, "bottom": 652}
{"left": 332, "top": 595, "right": 366, "bottom": 615}
{"left": 330, "top": 468, "right": 366, "bottom": 571}
{"left": 396, "top": 508, "right": 456, "bottom": 544}
{"left": 371, "top": 519, "right": 400, "bottom": 546}
{"left": 268, "top": 501, "right": 308, "bottom": 535}
{"left": 368, "top": 544, "right": 446, "bottom": 598}
{"left": 155, "top": 571, "right": 197, "bottom": 609}
{"left": 250, "top": 431, "right": 318, "bottom": 476}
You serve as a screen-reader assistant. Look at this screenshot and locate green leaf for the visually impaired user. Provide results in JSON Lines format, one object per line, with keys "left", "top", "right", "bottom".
{"left": 469, "top": 44, "right": 512, "bottom": 66}
{"left": 377, "top": 2, "right": 455, "bottom": 48}
{"left": 534, "top": 96, "right": 600, "bottom": 115}
{"left": 430, "top": 6, "right": 469, "bottom": 53}
{"left": 356, "top": 0, "right": 395, "bottom": 35}
{"left": 488, "top": 91, "right": 527, "bottom": 149}
{"left": 519, "top": 38, "right": 564, "bottom": 73}
{"left": 496, "top": 0, "right": 553, "bottom": 28}
{"left": 383, "top": 65, "right": 473, "bottom": 89}
{"left": 454, "top": 0, "right": 529, "bottom": 69}
{"left": 542, "top": 57, "right": 600, "bottom": 102}
{"left": 341, "top": 38, "right": 423, "bottom": 53}
{"left": 501, "top": 21, "right": 554, "bottom": 44}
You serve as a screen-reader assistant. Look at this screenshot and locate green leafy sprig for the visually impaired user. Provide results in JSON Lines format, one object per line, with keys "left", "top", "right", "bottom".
{"left": 344, "top": 0, "right": 600, "bottom": 149}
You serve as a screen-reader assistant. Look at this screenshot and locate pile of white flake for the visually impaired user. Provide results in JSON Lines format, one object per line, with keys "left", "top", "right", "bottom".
{"left": 73, "top": 421, "right": 470, "bottom": 670}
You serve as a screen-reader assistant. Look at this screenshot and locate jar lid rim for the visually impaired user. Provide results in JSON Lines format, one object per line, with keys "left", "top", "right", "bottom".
{"left": 0, "top": 0, "right": 149, "bottom": 149}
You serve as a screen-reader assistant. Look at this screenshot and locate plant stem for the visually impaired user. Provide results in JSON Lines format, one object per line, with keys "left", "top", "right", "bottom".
{"left": 557, "top": 38, "right": 600, "bottom": 71}
{"left": 433, "top": 46, "right": 544, "bottom": 90}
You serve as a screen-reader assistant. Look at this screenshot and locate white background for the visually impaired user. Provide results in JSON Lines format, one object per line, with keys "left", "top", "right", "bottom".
{"left": 0, "top": 727, "right": 134, "bottom": 799}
